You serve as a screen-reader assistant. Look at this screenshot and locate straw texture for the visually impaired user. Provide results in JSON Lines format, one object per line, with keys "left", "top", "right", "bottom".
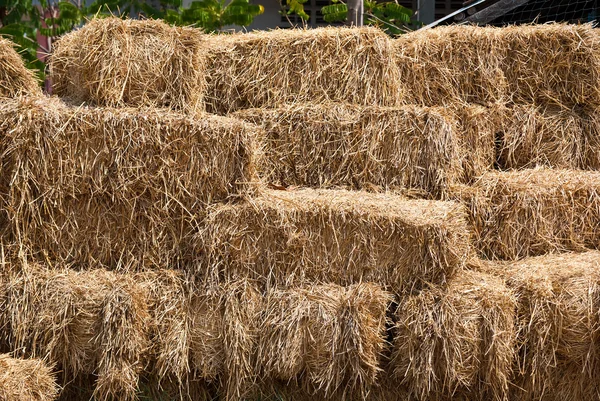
{"left": 51, "top": 18, "right": 206, "bottom": 112}
{"left": 452, "top": 168, "right": 600, "bottom": 260}
{"left": 0, "top": 354, "right": 58, "bottom": 401}
{"left": 0, "top": 96, "right": 259, "bottom": 270}
{"left": 0, "top": 38, "right": 41, "bottom": 98}
{"left": 205, "top": 26, "right": 402, "bottom": 114}
{"left": 392, "top": 269, "right": 517, "bottom": 401}
{"left": 201, "top": 187, "right": 472, "bottom": 292}
{"left": 234, "top": 103, "right": 459, "bottom": 197}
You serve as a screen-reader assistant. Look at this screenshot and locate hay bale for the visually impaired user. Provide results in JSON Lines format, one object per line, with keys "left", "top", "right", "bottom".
{"left": 135, "top": 270, "right": 194, "bottom": 390}
{"left": 449, "top": 104, "right": 500, "bottom": 183}
{"left": 394, "top": 25, "right": 507, "bottom": 107}
{"left": 201, "top": 187, "right": 472, "bottom": 292}
{"left": 452, "top": 168, "right": 600, "bottom": 260}
{"left": 205, "top": 27, "right": 402, "bottom": 114}
{"left": 258, "top": 283, "right": 391, "bottom": 398}
{"left": 486, "top": 252, "right": 600, "bottom": 401}
{"left": 0, "top": 38, "right": 41, "bottom": 98}
{"left": 451, "top": 104, "right": 585, "bottom": 176}
{"left": 395, "top": 24, "right": 600, "bottom": 109}
{"left": 0, "top": 264, "right": 150, "bottom": 401}
{"left": 0, "top": 96, "right": 259, "bottom": 270}
{"left": 50, "top": 17, "right": 206, "bottom": 112}
{"left": 0, "top": 354, "right": 58, "bottom": 401}
{"left": 497, "top": 105, "right": 583, "bottom": 170}
{"left": 392, "top": 269, "right": 517, "bottom": 401}
{"left": 501, "top": 23, "right": 600, "bottom": 108}
{"left": 189, "top": 280, "right": 263, "bottom": 400}
{"left": 233, "top": 103, "right": 459, "bottom": 198}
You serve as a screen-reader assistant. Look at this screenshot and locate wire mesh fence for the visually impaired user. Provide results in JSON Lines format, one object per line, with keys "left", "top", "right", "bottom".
{"left": 490, "top": 0, "right": 599, "bottom": 25}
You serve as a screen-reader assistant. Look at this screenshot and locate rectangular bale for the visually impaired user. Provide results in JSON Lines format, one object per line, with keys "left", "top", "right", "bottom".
{"left": 491, "top": 252, "right": 600, "bottom": 401}
{"left": 501, "top": 23, "right": 600, "bottom": 108}
{"left": 449, "top": 104, "right": 500, "bottom": 182}
{"left": 233, "top": 103, "right": 460, "bottom": 198}
{"left": 205, "top": 27, "right": 403, "bottom": 114}
{"left": 201, "top": 188, "right": 473, "bottom": 292}
{"left": 452, "top": 169, "right": 600, "bottom": 260}
{"left": 394, "top": 25, "right": 508, "bottom": 107}
{"left": 50, "top": 18, "right": 206, "bottom": 113}
{"left": 496, "top": 105, "right": 583, "bottom": 170}
{"left": 258, "top": 283, "right": 391, "bottom": 399}
{"left": 0, "top": 355, "right": 58, "bottom": 401}
{"left": 0, "top": 97, "right": 260, "bottom": 270}
{"left": 395, "top": 24, "right": 600, "bottom": 109}
{"left": 392, "top": 269, "right": 517, "bottom": 401}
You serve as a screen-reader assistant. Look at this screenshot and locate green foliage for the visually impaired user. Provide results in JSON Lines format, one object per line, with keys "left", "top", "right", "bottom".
{"left": 284, "top": 0, "right": 309, "bottom": 21}
{"left": 0, "top": 0, "right": 264, "bottom": 84}
{"left": 321, "top": 0, "right": 414, "bottom": 36}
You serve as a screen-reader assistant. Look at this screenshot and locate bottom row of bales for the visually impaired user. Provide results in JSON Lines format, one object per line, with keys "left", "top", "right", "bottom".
{"left": 2, "top": 252, "right": 600, "bottom": 401}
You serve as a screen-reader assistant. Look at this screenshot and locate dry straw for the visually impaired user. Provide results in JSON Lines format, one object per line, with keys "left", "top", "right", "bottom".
{"left": 500, "top": 23, "right": 600, "bottom": 108}
{"left": 451, "top": 104, "right": 587, "bottom": 176}
{"left": 0, "top": 96, "right": 259, "bottom": 270}
{"left": 487, "top": 252, "right": 600, "bottom": 401}
{"left": 205, "top": 26, "right": 402, "bottom": 114}
{"left": 0, "top": 38, "right": 41, "bottom": 98}
{"left": 452, "top": 168, "right": 600, "bottom": 260}
{"left": 0, "top": 263, "right": 150, "bottom": 401}
{"left": 395, "top": 25, "right": 507, "bottom": 106}
{"left": 201, "top": 187, "right": 472, "bottom": 292}
{"left": 50, "top": 18, "right": 206, "bottom": 112}
{"left": 258, "top": 283, "right": 391, "bottom": 399}
{"left": 392, "top": 269, "right": 517, "bottom": 401}
{"left": 395, "top": 23, "right": 600, "bottom": 109}
{"left": 496, "top": 105, "right": 583, "bottom": 170}
{"left": 449, "top": 104, "right": 500, "bottom": 182}
{"left": 0, "top": 354, "right": 58, "bottom": 401}
{"left": 234, "top": 103, "right": 460, "bottom": 198}
{"left": 188, "top": 280, "right": 263, "bottom": 401}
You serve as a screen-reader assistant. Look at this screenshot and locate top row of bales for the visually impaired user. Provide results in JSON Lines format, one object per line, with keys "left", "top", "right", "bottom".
{"left": 47, "top": 18, "right": 600, "bottom": 114}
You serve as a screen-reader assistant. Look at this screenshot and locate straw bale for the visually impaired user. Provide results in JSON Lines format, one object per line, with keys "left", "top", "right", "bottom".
{"left": 205, "top": 26, "right": 402, "bottom": 114}
{"left": 233, "top": 103, "right": 459, "bottom": 197}
{"left": 394, "top": 25, "right": 507, "bottom": 106}
{"left": 449, "top": 104, "right": 499, "bottom": 183}
{"left": 395, "top": 24, "right": 600, "bottom": 108}
{"left": 0, "top": 96, "right": 259, "bottom": 270}
{"left": 0, "top": 38, "right": 41, "bottom": 98}
{"left": 392, "top": 269, "right": 517, "bottom": 401}
{"left": 50, "top": 18, "right": 206, "bottom": 112}
{"left": 489, "top": 252, "right": 600, "bottom": 401}
{"left": 134, "top": 270, "right": 194, "bottom": 388}
{"left": 189, "top": 280, "right": 262, "bottom": 400}
{"left": 500, "top": 23, "right": 600, "bottom": 108}
{"left": 497, "top": 105, "right": 583, "bottom": 170}
{"left": 0, "top": 354, "right": 58, "bottom": 401}
{"left": 0, "top": 263, "right": 151, "bottom": 401}
{"left": 451, "top": 104, "right": 584, "bottom": 181}
{"left": 201, "top": 188, "right": 472, "bottom": 292}
{"left": 452, "top": 168, "right": 600, "bottom": 260}
{"left": 258, "top": 283, "right": 391, "bottom": 399}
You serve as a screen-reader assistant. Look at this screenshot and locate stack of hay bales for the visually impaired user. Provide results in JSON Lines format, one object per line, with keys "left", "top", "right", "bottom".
{"left": 0, "top": 354, "right": 58, "bottom": 401}
{"left": 1, "top": 14, "right": 599, "bottom": 401}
